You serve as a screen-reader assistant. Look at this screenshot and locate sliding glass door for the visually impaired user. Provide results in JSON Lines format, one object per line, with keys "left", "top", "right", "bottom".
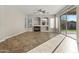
{"left": 66, "top": 8, "right": 77, "bottom": 39}
{"left": 60, "top": 8, "right": 77, "bottom": 39}
{"left": 60, "top": 14, "right": 67, "bottom": 35}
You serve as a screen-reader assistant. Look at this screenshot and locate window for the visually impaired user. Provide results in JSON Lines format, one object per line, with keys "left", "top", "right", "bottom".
{"left": 60, "top": 8, "right": 77, "bottom": 39}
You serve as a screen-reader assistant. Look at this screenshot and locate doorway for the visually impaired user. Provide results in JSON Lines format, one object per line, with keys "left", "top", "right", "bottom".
{"left": 60, "top": 8, "right": 77, "bottom": 39}
{"left": 66, "top": 8, "right": 77, "bottom": 39}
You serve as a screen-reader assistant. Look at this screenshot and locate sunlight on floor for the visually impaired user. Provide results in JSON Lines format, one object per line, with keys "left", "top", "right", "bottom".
{"left": 28, "top": 34, "right": 78, "bottom": 53}
{"left": 67, "top": 34, "right": 77, "bottom": 39}
{"left": 28, "top": 34, "right": 65, "bottom": 53}
{"left": 55, "top": 37, "right": 78, "bottom": 53}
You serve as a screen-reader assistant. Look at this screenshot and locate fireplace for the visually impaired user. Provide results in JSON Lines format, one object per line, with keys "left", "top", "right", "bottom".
{"left": 34, "top": 26, "right": 40, "bottom": 32}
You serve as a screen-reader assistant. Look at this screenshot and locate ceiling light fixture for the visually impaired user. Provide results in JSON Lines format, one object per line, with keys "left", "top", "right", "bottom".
{"left": 34, "top": 9, "right": 48, "bottom": 15}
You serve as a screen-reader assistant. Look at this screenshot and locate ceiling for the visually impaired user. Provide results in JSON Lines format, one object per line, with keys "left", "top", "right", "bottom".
{"left": 17, "top": 5, "right": 66, "bottom": 15}
{"left": 67, "top": 8, "right": 76, "bottom": 15}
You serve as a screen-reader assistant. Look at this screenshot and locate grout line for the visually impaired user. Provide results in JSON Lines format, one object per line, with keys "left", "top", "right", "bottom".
{"left": 52, "top": 36, "right": 66, "bottom": 53}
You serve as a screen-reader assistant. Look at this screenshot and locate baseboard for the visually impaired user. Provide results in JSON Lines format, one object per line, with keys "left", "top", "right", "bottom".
{"left": 0, "top": 30, "right": 27, "bottom": 42}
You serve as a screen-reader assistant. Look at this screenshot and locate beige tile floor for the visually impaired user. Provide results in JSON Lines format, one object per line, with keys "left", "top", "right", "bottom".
{"left": 67, "top": 34, "right": 77, "bottom": 39}
{"left": 28, "top": 34, "right": 65, "bottom": 53}
{"left": 55, "top": 37, "right": 78, "bottom": 53}
{"left": 0, "top": 32, "right": 58, "bottom": 53}
{"left": 28, "top": 34, "right": 78, "bottom": 53}
{"left": 0, "top": 32, "right": 78, "bottom": 53}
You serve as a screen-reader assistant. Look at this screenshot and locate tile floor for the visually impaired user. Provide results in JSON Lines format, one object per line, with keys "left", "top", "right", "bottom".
{"left": 55, "top": 37, "right": 78, "bottom": 53}
{"left": 28, "top": 34, "right": 78, "bottom": 53}
{"left": 28, "top": 34, "right": 65, "bottom": 53}
{"left": 0, "top": 32, "right": 78, "bottom": 53}
{"left": 0, "top": 32, "right": 58, "bottom": 53}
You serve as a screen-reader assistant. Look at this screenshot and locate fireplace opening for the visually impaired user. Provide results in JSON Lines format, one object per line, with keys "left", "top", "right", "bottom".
{"left": 34, "top": 26, "right": 40, "bottom": 32}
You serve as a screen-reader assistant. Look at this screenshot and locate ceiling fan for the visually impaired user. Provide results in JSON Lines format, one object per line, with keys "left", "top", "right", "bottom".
{"left": 38, "top": 9, "right": 46, "bottom": 13}
{"left": 34, "top": 9, "right": 48, "bottom": 15}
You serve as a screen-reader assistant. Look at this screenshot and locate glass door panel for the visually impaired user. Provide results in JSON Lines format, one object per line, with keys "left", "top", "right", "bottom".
{"left": 60, "top": 14, "right": 67, "bottom": 35}
{"left": 66, "top": 8, "right": 77, "bottom": 39}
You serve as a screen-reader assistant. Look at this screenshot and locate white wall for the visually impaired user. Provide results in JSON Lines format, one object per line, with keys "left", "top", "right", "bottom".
{"left": 0, "top": 6, "right": 26, "bottom": 42}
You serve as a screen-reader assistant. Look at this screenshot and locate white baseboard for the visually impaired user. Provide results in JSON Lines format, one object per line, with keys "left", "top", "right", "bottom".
{"left": 0, "top": 30, "right": 27, "bottom": 42}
